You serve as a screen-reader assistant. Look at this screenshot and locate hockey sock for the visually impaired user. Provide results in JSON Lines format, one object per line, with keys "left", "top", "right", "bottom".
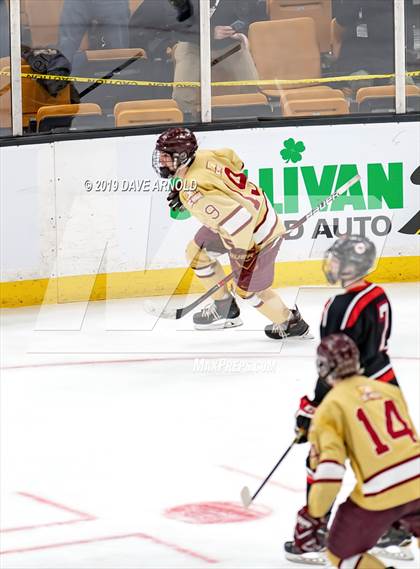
{"left": 242, "top": 288, "right": 290, "bottom": 324}
{"left": 193, "top": 259, "right": 229, "bottom": 301}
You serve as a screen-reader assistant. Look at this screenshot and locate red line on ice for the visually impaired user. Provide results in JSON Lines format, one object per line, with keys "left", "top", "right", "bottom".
{"left": 16, "top": 492, "right": 95, "bottom": 519}
{"left": 2, "top": 354, "right": 419, "bottom": 371}
{"left": 0, "top": 494, "right": 218, "bottom": 563}
{"left": 1, "top": 518, "right": 94, "bottom": 534}
{"left": 0, "top": 492, "right": 95, "bottom": 533}
{"left": 0, "top": 532, "right": 219, "bottom": 563}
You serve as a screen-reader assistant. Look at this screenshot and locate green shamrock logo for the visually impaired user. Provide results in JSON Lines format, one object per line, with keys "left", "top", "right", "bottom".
{"left": 280, "top": 138, "right": 306, "bottom": 163}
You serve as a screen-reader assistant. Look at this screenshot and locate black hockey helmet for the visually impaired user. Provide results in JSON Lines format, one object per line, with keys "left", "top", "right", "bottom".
{"left": 152, "top": 127, "right": 198, "bottom": 178}
{"left": 316, "top": 333, "right": 361, "bottom": 383}
{"left": 323, "top": 235, "right": 376, "bottom": 287}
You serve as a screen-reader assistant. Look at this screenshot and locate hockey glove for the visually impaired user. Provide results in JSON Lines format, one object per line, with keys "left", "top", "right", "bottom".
{"left": 167, "top": 189, "right": 185, "bottom": 212}
{"left": 293, "top": 506, "right": 328, "bottom": 553}
{"left": 295, "top": 395, "right": 318, "bottom": 443}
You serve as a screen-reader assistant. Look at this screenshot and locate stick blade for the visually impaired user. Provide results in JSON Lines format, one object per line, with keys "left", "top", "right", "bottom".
{"left": 240, "top": 486, "right": 252, "bottom": 508}
{"left": 143, "top": 300, "right": 178, "bottom": 320}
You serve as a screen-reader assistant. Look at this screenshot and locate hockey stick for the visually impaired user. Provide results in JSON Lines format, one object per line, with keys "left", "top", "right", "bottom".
{"left": 79, "top": 50, "right": 146, "bottom": 98}
{"left": 211, "top": 44, "right": 241, "bottom": 67}
{"left": 240, "top": 432, "right": 303, "bottom": 508}
{"left": 146, "top": 174, "right": 360, "bottom": 320}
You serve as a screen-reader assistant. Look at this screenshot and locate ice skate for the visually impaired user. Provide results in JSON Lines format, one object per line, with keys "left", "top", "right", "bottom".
{"left": 193, "top": 295, "right": 243, "bottom": 330}
{"left": 284, "top": 506, "right": 329, "bottom": 566}
{"left": 370, "top": 526, "right": 414, "bottom": 561}
{"left": 264, "top": 306, "right": 312, "bottom": 340}
{"left": 284, "top": 540, "right": 327, "bottom": 566}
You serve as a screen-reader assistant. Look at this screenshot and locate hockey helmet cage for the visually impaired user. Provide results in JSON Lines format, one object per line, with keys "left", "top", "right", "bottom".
{"left": 152, "top": 127, "right": 198, "bottom": 178}
{"left": 323, "top": 235, "right": 376, "bottom": 287}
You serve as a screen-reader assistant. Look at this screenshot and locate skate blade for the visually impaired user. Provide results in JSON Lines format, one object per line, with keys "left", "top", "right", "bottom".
{"left": 370, "top": 544, "right": 414, "bottom": 561}
{"left": 194, "top": 317, "right": 243, "bottom": 331}
{"left": 287, "top": 329, "right": 315, "bottom": 340}
{"left": 285, "top": 551, "right": 328, "bottom": 565}
{"left": 281, "top": 329, "right": 315, "bottom": 341}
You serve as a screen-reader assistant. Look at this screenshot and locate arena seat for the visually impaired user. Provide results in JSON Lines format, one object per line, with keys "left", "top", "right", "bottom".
{"left": 80, "top": 47, "right": 148, "bottom": 79}
{"left": 356, "top": 85, "right": 420, "bottom": 114}
{"left": 84, "top": 48, "right": 147, "bottom": 64}
{"left": 267, "top": 0, "right": 332, "bottom": 52}
{"left": 21, "top": 65, "right": 71, "bottom": 127}
{"left": 282, "top": 96, "right": 349, "bottom": 116}
{"left": 36, "top": 103, "right": 102, "bottom": 132}
{"left": 278, "top": 86, "right": 344, "bottom": 112}
{"left": 114, "top": 99, "right": 183, "bottom": 126}
{"left": 0, "top": 59, "right": 71, "bottom": 128}
{"left": 79, "top": 47, "right": 148, "bottom": 81}
{"left": 211, "top": 93, "right": 272, "bottom": 120}
{"left": 75, "top": 48, "right": 150, "bottom": 112}
{"left": 249, "top": 18, "right": 322, "bottom": 98}
{"left": 21, "top": 0, "right": 150, "bottom": 110}
{"left": 115, "top": 99, "right": 178, "bottom": 114}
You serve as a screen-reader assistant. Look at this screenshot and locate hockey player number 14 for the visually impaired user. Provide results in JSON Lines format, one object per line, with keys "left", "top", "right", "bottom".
{"left": 357, "top": 401, "right": 416, "bottom": 455}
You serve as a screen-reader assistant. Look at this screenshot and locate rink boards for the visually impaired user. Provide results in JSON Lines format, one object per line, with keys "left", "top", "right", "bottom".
{"left": 1, "top": 121, "right": 419, "bottom": 307}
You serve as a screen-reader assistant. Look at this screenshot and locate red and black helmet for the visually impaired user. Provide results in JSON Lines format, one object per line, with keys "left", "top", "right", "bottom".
{"left": 316, "top": 333, "right": 361, "bottom": 382}
{"left": 153, "top": 128, "right": 198, "bottom": 178}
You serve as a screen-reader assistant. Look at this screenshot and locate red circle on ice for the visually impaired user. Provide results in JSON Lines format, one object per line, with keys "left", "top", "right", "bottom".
{"left": 164, "top": 501, "right": 271, "bottom": 524}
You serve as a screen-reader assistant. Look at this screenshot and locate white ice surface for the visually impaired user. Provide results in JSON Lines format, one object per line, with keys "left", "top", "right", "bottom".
{"left": 1, "top": 283, "right": 419, "bottom": 568}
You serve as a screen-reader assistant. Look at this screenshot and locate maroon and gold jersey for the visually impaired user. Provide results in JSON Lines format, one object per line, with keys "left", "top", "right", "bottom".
{"left": 308, "top": 375, "right": 419, "bottom": 518}
{"left": 179, "top": 149, "right": 284, "bottom": 252}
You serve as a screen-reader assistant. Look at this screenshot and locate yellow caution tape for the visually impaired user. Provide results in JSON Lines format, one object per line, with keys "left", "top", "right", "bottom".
{"left": 0, "top": 69, "right": 419, "bottom": 88}
{"left": 213, "top": 71, "right": 420, "bottom": 87}
{"left": 0, "top": 70, "right": 199, "bottom": 87}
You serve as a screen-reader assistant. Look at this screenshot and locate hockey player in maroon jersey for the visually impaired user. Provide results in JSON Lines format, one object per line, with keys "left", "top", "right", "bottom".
{"left": 284, "top": 235, "right": 412, "bottom": 564}
{"left": 152, "top": 127, "right": 310, "bottom": 338}
{"left": 305, "top": 334, "right": 419, "bottom": 569}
